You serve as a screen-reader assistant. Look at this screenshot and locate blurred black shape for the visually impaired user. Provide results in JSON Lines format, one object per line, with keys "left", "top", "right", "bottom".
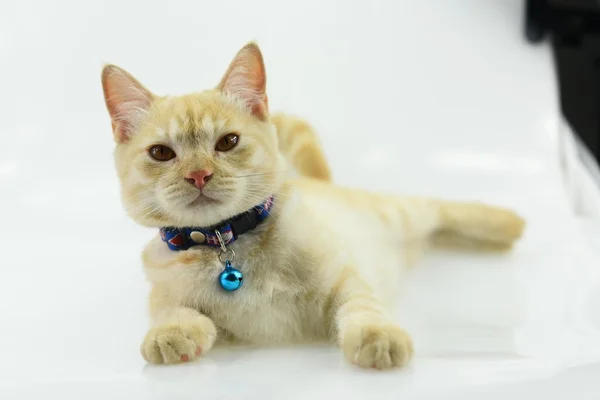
{"left": 526, "top": 0, "right": 600, "bottom": 163}
{"left": 525, "top": 0, "right": 548, "bottom": 42}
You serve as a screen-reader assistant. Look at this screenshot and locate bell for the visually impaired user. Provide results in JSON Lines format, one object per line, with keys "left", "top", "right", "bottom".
{"left": 219, "top": 261, "right": 244, "bottom": 291}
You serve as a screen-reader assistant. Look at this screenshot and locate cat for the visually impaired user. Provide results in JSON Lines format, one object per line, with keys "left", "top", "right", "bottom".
{"left": 101, "top": 42, "right": 525, "bottom": 370}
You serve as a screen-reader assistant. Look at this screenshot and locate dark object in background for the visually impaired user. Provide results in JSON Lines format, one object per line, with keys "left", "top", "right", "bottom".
{"left": 525, "top": 0, "right": 600, "bottom": 163}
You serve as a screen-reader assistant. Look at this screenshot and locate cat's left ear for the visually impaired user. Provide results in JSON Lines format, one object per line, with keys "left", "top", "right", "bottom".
{"left": 217, "top": 42, "right": 268, "bottom": 120}
{"left": 101, "top": 65, "right": 155, "bottom": 143}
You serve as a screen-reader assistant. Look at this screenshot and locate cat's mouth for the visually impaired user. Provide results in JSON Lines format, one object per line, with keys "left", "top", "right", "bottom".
{"left": 186, "top": 192, "right": 222, "bottom": 208}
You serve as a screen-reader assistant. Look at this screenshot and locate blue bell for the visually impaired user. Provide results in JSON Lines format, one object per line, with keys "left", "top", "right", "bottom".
{"left": 219, "top": 261, "right": 244, "bottom": 291}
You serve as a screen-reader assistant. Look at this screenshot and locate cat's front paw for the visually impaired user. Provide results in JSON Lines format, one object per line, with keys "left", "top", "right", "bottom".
{"left": 141, "top": 316, "right": 217, "bottom": 364}
{"left": 341, "top": 324, "right": 413, "bottom": 370}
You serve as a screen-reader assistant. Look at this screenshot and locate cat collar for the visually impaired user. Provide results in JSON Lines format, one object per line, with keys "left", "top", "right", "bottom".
{"left": 159, "top": 196, "right": 274, "bottom": 251}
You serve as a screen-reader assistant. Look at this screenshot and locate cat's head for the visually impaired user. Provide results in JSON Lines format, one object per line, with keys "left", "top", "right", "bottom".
{"left": 102, "top": 43, "right": 284, "bottom": 228}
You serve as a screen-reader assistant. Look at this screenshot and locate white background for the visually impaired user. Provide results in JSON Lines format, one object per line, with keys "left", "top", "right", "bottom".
{"left": 1, "top": 0, "right": 600, "bottom": 398}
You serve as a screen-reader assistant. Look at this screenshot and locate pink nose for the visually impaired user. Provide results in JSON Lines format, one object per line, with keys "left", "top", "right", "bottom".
{"left": 185, "top": 170, "right": 213, "bottom": 190}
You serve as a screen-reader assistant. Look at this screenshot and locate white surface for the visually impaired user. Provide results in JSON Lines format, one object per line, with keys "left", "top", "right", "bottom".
{"left": 1, "top": 0, "right": 600, "bottom": 399}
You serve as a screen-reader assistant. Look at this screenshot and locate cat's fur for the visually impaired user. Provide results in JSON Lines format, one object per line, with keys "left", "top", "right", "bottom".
{"left": 101, "top": 43, "right": 525, "bottom": 369}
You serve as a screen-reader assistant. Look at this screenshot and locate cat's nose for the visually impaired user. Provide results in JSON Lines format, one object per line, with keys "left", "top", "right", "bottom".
{"left": 184, "top": 170, "right": 213, "bottom": 190}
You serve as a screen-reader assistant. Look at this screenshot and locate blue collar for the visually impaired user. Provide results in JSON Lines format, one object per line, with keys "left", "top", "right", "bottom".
{"left": 160, "top": 196, "right": 274, "bottom": 251}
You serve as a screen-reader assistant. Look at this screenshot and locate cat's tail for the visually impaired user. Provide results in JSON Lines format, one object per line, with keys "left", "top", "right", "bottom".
{"left": 393, "top": 197, "right": 526, "bottom": 251}
{"left": 271, "top": 113, "right": 332, "bottom": 182}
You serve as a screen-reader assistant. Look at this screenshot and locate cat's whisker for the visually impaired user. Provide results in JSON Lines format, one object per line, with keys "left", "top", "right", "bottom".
{"left": 131, "top": 197, "right": 168, "bottom": 222}
{"left": 139, "top": 206, "right": 163, "bottom": 221}
{"left": 232, "top": 169, "right": 294, "bottom": 179}
{"left": 139, "top": 201, "right": 162, "bottom": 216}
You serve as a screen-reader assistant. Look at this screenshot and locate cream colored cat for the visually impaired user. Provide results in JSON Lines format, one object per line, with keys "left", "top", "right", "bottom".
{"left": 101, "top": 42, "right": 524, "bottom": 370}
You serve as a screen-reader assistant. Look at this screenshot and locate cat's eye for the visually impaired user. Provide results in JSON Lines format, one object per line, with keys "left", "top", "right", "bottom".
{"left": 148, "top": 145, "right": 176, "bottom": 161}
{"left": 215, "top": 133, "right": 239, "bottom": 152}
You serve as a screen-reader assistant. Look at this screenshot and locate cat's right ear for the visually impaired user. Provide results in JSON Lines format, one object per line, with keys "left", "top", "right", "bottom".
{"left": 101, "top": 65, "right": 154, "bottom": 143}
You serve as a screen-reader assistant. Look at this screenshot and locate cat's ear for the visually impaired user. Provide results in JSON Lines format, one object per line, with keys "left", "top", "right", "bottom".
{"left": 217, "top": 42, "right": 268, "bottom": 120}
{"left": 101, "top": 65, "right": 154, "bottom": 143}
